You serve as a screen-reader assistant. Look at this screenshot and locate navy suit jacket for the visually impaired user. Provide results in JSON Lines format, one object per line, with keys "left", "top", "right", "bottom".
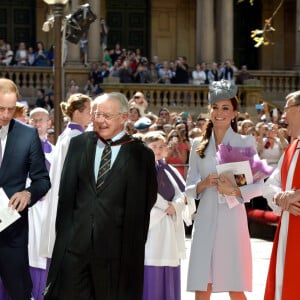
{"left": 0, "top": 119, "right": 51, "bottom": 247}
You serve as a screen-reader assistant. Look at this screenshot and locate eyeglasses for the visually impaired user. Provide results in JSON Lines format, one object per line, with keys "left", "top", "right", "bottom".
{"left": 283, "top": 103, "right": 300, "bottom": 112}
{"left": 94, "top": 112, "right": 122, "bottom": 120}
{"left": 134, "top": 96, "right": 141, "bottom": 99}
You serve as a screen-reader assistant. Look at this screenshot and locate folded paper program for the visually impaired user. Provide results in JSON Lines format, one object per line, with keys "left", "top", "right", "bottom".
{"left": 217, "top": 144, "right": 274, "bottom": 182}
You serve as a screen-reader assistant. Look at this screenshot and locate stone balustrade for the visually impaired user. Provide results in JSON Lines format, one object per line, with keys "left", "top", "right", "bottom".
{"left": 101, "top": 82, "right": 264, "bottom": 116}
{"left": 0, "top": 66, "right": 299, "bottom": 115}
{"left": 250, "top": 70, "right": 300, "bottom": 107}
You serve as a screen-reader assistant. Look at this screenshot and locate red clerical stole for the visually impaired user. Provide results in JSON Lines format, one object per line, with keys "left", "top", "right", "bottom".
{"left": 264, "top": 139, "right": 300, "bottom": 300}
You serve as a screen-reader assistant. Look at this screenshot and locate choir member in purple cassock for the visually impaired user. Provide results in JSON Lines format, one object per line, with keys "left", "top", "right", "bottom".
{"left": 28, "top": 108, "right": 55, "bottom": 300}
{"left": 142, "top": 132, "right": 186, "bottom": 300}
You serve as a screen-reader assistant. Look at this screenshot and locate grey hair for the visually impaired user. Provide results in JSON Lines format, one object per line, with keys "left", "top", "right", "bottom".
{"left": 286, "top": 90, "right": 300, "bottom": 105}
{"left": 29, "top": 107, "right": 49, "bottom": 117}
{"left": 107, "top": 92, "right": 129, "bottom": 113}
{"left": 93, "top": 93, "right": 109, "bottom": 106}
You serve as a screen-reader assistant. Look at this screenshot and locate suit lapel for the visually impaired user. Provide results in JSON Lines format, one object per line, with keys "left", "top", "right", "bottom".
{"left": 85, "top": 132, "right": 98, "bottom": 192}
{"left": 0, "top": 120, "right": 16, "bottom": 173}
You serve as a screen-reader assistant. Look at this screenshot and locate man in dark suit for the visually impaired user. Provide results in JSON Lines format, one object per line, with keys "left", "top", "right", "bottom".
{"left": 0, "top": 78, "right": 51, "bottom": 300}
{"left": 45, "top": 92, "right": 157, "bottom": 300}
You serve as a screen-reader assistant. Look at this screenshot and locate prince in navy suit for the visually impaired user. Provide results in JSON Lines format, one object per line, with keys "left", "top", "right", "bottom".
{"left": 0, "top": 78, "right": 51, "bottom": 300}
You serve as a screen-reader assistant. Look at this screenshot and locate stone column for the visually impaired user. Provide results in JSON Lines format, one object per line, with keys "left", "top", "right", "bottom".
{"left": 65, "top": 0, "right": 81, "bottom": 67}
{"left": 216, "top": 0, "right": 234, "bottom": 62}
{"left": 88, "top": 0, "right": 101, "bottom": 63}
{"left": 196, "top": 0, "right": 215, "bottom": 63}
{"left": 295, "top": 0, "right": 300, "bottom": 70}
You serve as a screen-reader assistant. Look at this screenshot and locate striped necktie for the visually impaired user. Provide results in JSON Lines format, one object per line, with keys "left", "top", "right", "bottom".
{"left": 96, "top": 139, "right": 112, "bottom": 189}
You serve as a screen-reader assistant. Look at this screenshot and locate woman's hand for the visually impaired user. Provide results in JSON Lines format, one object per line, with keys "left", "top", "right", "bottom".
{"left": 204, "top": 173, "right": 219, "bottom": 187}
{"left": 196, "top": 173, "right": 219, "bottom": 194}
{"left": 217, "top": 174, "right": 240, "bottom": 196}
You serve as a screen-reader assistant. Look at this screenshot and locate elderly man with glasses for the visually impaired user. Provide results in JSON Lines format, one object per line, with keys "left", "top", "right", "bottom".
{"left": 44, "top": 92, "right": 157, "bottom": 300}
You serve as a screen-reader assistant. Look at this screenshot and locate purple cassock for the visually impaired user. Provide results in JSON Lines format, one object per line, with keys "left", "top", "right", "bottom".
{"left": 0, "top": 277, "right": 9, "bottom": 300}
{"left": 143, "top": 266, "right": 181, "bottom": 300}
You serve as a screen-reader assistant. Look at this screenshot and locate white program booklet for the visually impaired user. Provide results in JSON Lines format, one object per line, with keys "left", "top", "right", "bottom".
{"left": 216, "top": 161, "right": 253, "bottom": 209}
{"left": 0, "top": 188, "right": 21, "bottom": 232}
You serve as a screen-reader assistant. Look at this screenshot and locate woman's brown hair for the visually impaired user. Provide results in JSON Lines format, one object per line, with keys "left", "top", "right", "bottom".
{"left": 60, "top": 93, "right": 92, "bottom": 120}
{"left": 196, "top": 96, "right": 239, "bottom": 158}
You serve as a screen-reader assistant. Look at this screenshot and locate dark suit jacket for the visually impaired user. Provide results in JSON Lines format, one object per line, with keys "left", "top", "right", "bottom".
{"left": 45, "top": 132, "right": 157, "bottom": 300}
{"left": 0, "top": 119, "right": 51, "bottom": 247}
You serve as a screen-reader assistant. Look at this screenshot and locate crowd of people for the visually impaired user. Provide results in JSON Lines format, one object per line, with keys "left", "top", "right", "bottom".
{"left": 0, "top": 38, "right": 255, "bottom": 101}
{"left": 82, "top": 46, "right": 254, "bottom": 98}
{"left": 0, "top": 40, "right": 53, "bottom": 67}
{"left": 1, "top": 74, "right": 300, "bottom": 300}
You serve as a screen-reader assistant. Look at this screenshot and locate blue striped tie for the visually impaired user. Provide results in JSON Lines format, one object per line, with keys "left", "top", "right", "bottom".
{"left": 96, "top": 140, "right": 112, "bottom": 189}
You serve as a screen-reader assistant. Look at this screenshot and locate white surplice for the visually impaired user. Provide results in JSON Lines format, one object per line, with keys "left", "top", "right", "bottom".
{"left": 39, "top": 124, "right": 83, "bottom": 258}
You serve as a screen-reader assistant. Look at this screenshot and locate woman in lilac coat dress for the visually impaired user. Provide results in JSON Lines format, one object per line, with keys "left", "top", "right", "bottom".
{"left": 185, "top": 80, "right": 264, "bottom": 300}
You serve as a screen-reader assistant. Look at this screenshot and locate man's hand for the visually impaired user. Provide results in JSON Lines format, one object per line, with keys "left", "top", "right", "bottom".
{"left": 274, "top": 190, "right": 300, "bottom": 215}
{"left": 287, "top": 202, "right": 300, "bottom": 216}
{"left": 9, "top": 190, "right": 31, "bottom": 212}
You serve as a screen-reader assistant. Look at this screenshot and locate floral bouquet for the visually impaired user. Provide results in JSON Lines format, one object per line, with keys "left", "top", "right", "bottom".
{"left": 216, "top": 144, "right": 274, "bottom": 182}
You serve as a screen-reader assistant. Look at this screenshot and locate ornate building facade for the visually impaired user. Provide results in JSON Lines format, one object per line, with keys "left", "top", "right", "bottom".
{"left": 0, "top": 0, "right": 300, "bottom": 70}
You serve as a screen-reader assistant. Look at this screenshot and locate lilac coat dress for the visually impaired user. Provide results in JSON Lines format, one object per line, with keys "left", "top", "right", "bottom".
{"left": 185, "top": 127, "right": 263, "bottom": 292}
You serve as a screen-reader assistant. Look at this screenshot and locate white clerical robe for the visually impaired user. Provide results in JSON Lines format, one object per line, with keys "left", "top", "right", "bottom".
{"left": 263, "top": 140, "right": 300, "bottom": 299}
